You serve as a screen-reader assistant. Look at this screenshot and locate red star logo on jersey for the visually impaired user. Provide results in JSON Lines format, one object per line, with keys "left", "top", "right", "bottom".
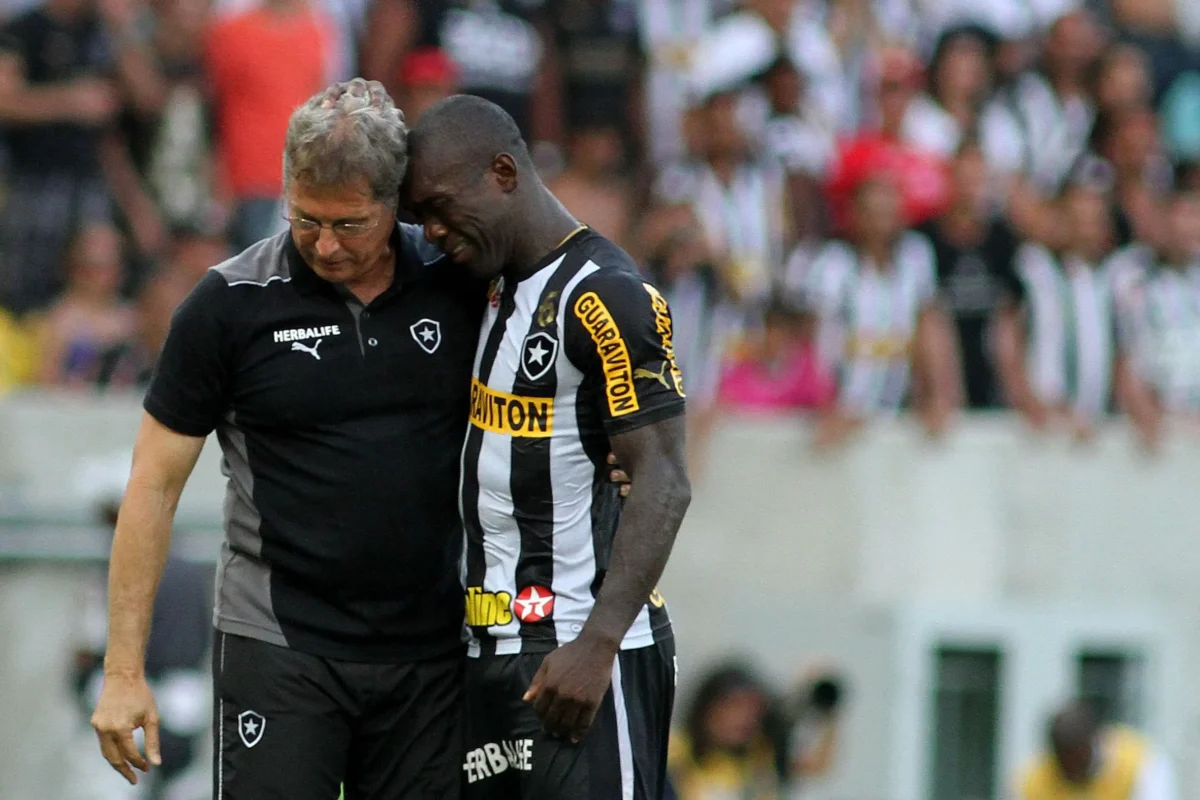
{"left": 512, "top": 586, "right": 555, "bottom": 623}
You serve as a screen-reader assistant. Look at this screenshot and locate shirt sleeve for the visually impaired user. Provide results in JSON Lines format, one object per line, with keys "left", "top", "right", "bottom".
{"left": 143, "top": 271, "right": 234, "bottom": 437}
{"left": 564, "top": 268, "right": 687, "bottom": 436}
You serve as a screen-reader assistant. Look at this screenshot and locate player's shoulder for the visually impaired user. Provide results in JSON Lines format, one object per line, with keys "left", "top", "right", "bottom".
{"left": 210, "top": 231, "right": 291, "bottom": 288}
{"left": 568, "top": 230, "right": 654, "bottom": 298}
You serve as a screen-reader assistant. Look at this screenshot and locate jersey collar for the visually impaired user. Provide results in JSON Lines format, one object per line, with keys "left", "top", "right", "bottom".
{"left": 506, "top": 227, "right": 593, "bottom": 284}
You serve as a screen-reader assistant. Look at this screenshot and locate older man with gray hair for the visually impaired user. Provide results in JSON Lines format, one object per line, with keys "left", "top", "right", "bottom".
{"left": 90, "top": 79, "right": 485, "bottom": 798}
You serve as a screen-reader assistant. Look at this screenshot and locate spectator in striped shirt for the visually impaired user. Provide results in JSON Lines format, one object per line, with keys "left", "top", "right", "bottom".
{"left": 1115, "top": 184, "right": 1200, "bottom": 451}
{"left": 680, "top": 86, "right": 794, "bottom": 311}
{"left": 996, "top": 171, "right": 1119, "bottom": 439}
{"left": 802, "top": 172, "right": 960, "bottom": 448}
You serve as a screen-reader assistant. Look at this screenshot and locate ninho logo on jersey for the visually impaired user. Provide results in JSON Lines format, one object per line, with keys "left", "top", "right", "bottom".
{"left": 469, "top": 378, "right": 554, "bottom": 437}
{"left": 465, "top": 587, "right": 513, "bottom": 627}
{"left": 574, "top": 292, "right": 639, "bottom": 417}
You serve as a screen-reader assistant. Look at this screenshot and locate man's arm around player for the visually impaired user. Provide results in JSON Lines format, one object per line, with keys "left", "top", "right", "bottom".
{"left": 524, "top": 416, "right": 690, "bottom": 742}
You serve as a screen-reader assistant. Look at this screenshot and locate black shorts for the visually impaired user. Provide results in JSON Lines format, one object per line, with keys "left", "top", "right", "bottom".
{"left": 212, "top": 631, "right": 464, "bottom": 799}
{"left": 463, "top": 637, "right": 676, "bottom": 800}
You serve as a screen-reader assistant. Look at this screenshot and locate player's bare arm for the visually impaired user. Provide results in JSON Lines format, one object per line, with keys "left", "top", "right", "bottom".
{"left": 525, "top": 414, "right": 690, "bottom": 741}
{"left": 91, "top": 413, "right": 205, "bottom": 785}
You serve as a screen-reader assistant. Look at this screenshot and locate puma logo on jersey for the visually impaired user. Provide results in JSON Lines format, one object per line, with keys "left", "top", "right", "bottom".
{"left": 291, "top": 339, "right": 322, "bottom": 360}
{"left": 634, "top": 362, "right": 671, "bottom": 390}
{"left": 642, "top": 284, "right": 685, "bottom": 396}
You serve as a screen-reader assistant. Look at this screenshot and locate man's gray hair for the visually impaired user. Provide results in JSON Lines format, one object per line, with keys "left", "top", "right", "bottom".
{"left": 283, "top": 79, "right": 408, "bottom": 208}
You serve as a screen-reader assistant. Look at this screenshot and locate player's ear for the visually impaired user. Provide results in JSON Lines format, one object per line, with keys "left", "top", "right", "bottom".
{"left": 492, "top": 154, "right": 518, "bottom": 194}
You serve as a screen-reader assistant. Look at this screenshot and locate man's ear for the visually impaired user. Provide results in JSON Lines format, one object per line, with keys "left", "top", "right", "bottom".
{"left": 493, "top": 153, "right": 519, "bottom": 193}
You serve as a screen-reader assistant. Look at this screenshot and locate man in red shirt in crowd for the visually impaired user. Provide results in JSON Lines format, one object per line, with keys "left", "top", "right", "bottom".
{"left": 205, "top": 0, "right": 332, "bottom": 251}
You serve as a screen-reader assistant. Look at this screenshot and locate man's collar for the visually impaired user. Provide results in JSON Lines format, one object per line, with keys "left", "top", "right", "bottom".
{"left": 284, "top": 221, "right": 422, "bottom": 298}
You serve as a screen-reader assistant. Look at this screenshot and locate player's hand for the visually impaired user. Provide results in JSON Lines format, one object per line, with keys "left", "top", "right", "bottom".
{"left": 523, "top": 634, "right": 618, "bottom": 743}
{"left": 91, "top": 671, "right": 161, "bottom": 785}
{"left": 607, "top": 452, "right": 631, "bottom": 498}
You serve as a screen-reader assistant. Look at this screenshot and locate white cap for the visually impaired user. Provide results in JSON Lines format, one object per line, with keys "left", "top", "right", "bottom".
{"left": 688, "top": 11, "right": 780, "bottom": 105}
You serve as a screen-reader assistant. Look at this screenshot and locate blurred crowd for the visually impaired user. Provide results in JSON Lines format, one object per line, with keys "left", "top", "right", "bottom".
{"left": 0, "top": 0, "right": 1198, "bottom": 463}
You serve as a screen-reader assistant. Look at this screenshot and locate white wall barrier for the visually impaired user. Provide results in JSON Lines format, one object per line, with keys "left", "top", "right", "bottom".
{"left": 1, "top": 392, "right": 1198, "bottom": 798}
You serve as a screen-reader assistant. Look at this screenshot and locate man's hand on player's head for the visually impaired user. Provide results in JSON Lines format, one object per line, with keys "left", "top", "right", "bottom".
{"left": 91, "top": 671, "right": 162, "bottom": 785}
{"left": 318, "top": 78, "right": 391, "bottom": 110}
{"left": 523, "top": 634, "right": 619, "bottom": 743}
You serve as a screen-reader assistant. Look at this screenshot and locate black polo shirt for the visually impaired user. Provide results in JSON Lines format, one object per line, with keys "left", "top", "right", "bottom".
{"left": 144, "top": 224, "right": 485, "bottom": 662}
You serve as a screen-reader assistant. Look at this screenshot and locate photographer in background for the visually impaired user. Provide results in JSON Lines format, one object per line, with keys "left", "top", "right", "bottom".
{"left": 66, "top": 464, "right": 211, "bottom": 800}
{"left": 668, "top": 660, "right": 846, "bottom": 800}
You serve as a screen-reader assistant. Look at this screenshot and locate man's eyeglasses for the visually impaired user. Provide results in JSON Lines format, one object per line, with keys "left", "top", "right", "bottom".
{"left": 283, "top": 216, "right": 381, "bottom": 239}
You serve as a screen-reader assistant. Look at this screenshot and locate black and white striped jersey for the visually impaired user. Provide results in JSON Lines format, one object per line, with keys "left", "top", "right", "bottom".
{"left": 802, "top": 233, "right": 938, "bottom": 413}
{"left": 1114, "top": 249, "right": 1200, "bottom": 412}
{"left": 1015, "top": 244, "right": 1117, "bottom": 418}
{"left": 460, "top": 229, "right": 684, "bottom": 657}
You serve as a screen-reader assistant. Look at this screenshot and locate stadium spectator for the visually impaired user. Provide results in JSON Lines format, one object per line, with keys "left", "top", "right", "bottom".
{"left": 204, "top": 0, "right": 332, "bottom": 251}
{"left": 1093, "top": 45, "right": 1155, "bottom": 117}
{"left": 69, "top": 495, "right": 211, "bottom": 800}
{"left": 0, "top": 0, "right": 123, "bottom": 314}
{"left": 758, "top": 55, "right": 833, "bottom": 244}
{"left": 1160, "top": 68, "right": 1200, "bottom": 163}
{"left": 996, "top": 170, "right": 1119, "bottom": 439}
{"left": 547, "top": 124, "right": 634, "bottom": 247}
{"left": 825, "top": 45, "right": 952, "bottom": 232}
{"left": 1115, "top": 183, "right": 1200, "bottom": 451}
{"left": 990, "top": 10, "right": 1106, "bottom": 196}
{"left": 0, "top": 304, "right": 33, "bottom": 393}
{"left": 92, "top": 228, "right": 221, "bottom": 391}
{"left": 689, "top": 0, "right": 848, "bottom": 132}
{"left": 546, "top": 0, "right": 641, "bottom": 159}
{"left": 395, "top": 46, "right": 458, "bottom": 126}
{"left": 214, "top": 0, "right": 367, "bottom": 84}
{"left": 636, "top": 0, "right": 716, "bottom": 163}
{"left": 903, "top": 25, "right": 998, "bottom": 161}
{"left": 717, "top": 294, "right": 836, "bottom": 413}
{"left": 1017, "top": 700, "right": 1178, "bottom": 800}
{"left": 670, "top": 663, "right": 782, "bottom": 800}
{"left": 636, "top": 201, "right": 730, "bottom": 474}
{"left": 682, "top": 87, "right": 793, "bottom": 310}
{"left": 669, "top": 660, "right": 844, "bottom": 800}
{"left": 361, "top": 0, "right": 561, "bottom": 147}
{"left": 30, "top": 222, "right": 136, "bottom": 389}
{"left": 1107, "top": 0, "right": 1197, "bottom": 96}
{"left": 116, "top": 0, "right": 219, "bottom": 236}
{"left": 1088, "top": 107, "right": 1173, "bottom": 246}
{"left": 919, "top": 140, "right": 1024, "bottom": 409}
{"left": 804, "top": 173, "right": 960, "bottom": 448}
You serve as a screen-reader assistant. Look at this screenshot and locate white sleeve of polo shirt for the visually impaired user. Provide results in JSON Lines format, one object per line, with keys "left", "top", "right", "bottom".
{"left": 1132, "top": 750, "right": 1178, "bottom": 800}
